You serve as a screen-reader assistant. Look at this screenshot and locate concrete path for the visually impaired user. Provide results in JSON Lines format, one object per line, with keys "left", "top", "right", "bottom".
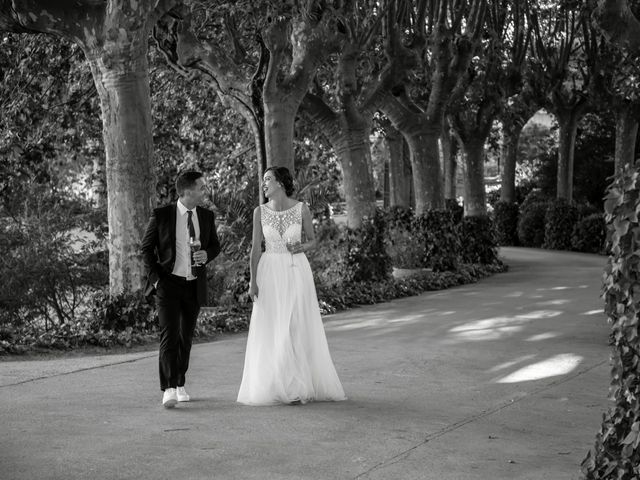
{"left": 0, "top": 247, "right": 611, "bottom": 480}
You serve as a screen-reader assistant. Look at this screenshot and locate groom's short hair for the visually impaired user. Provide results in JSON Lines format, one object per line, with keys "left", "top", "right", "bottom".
{"left": 176, "top": 171, "right": 203, "bottom": 196}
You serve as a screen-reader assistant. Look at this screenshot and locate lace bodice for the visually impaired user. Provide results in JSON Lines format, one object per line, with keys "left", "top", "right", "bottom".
{"left": 261, "top": 202, "right": 302, "bottom": 254}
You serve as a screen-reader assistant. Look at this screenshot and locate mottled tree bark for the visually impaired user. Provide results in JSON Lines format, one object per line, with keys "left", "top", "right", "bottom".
{"left": 614, "top": 102, "right": 639, "bottom": 173}
{"left": 386, "top": 127, "right": 412, "bottom": 208}
{"left": 441, "top": 120, "right": 458, "bottom": 200}
{"left": 556, "top": 108, "right": 581, "bottom": 201}
{"left": 302, "top": 94, "right": 376, "bottom": 228}
{"left": 461, "top": 137, "right": 487, "bottom": 216}
{"left": 500, "top": 123, "right": 524, "bottom": 203}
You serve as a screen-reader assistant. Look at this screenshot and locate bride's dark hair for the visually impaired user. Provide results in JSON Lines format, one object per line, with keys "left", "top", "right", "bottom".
{"left": 265, "top": 166, "right": 295, "bottom": 196}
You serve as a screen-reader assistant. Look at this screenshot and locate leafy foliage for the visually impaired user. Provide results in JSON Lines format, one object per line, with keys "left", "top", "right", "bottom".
{"left": 582, "top": 164, "right": 640, "bottom": 479}
{"left": 90, "top": 291, "right": 156, "bottom": 333}
{"left": 518, "top": 191, "right": 552, "bottom": 247}
{"left": 544, "top": 198, "right": 580, "bottom": 250}
{"left": 342, "top": 210, "right": 391, "bottom": 283}
{"left": 572, "top": 213, "right": 606, "bottom": 254}
{"left": 459, "top": 216, "right": 500, "bottom": 265}
{"left": 414, "top": 210, "right": 461, "bottom": 272}
{"left": 0, "top": 189, "right": 108, "bottom": 329}
{"left": 493, "top": 201, "right": 520, "bottom": 246}
{"left": 381, "top": 206, "right": 426, "bottom": 269}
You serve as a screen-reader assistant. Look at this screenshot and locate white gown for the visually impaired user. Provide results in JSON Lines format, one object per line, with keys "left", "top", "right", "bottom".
{"left": 237, "top": 202, "right": 346, "bottom": 406}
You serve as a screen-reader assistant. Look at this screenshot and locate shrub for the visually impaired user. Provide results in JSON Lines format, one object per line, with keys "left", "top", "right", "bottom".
{"left": 382, "top": 206, "right": 425, "bottom": 269}
{"left": 0, "top": 212, "right": 108, "bottom": 329}
{"left": 90, "top": 290, "right": 156, "bottom": 332}
{"left": 571, "top": 213, "right": 606, "bottom": 254}
{"left": 518, "top": 201, "right": 550, "bottom": 247}
{"left": 445, "top": 198, "right": 464, "bottom": 223}
{"left": 343, "top": 210, "right": 391, "bottom": 282}
{"left": 544, "top": 199, "right": 579, "bottom": 250}
{"left": 459, "top": 215, "right": 500, "bottom": 265}
{"left": 493, "top": 201, "right": 520, "bottom": 246}
{"left": 415, "top": 210, "right": 460, "bottom": 271}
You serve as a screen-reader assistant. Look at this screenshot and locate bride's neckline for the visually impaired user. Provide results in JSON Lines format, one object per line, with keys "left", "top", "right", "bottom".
{"left": 263, "top": 201, "right": 299, "bottom": 213}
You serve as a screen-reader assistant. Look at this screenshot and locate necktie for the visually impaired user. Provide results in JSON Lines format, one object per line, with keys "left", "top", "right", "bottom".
{"left": 187, "top": 210, "right": 197, "bottom": 277}
{"left": 187, "top": 210, "right": 196, "bottom": 239}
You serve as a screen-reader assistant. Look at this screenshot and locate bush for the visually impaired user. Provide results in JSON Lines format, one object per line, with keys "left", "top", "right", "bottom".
{"left": 382, "top": 206, "right": 426, "bottom": 269}
{"left": 343, "top": 210, "right": 391, "bottom": 282}
{"left": 571, "top": 213, "right": 606, "bottom": 254}
{"left": 459, "top": 216, "right": 500, "bottom": 265}
{"left": 544, "top": 199, "right": 579, "bottom": 250}
{"left": 445, "top": 198, "right": 464, "bottom": 223}
{"left": 0, "top": 211, "right": 108, "bottom": 328}
{"left": 493, "top": 201, "right": 520, "bottom": 246}
{"left": 90, "top": 291, "right": 156, "bottom": 333}
{"left": 415, "top": 210, "right": 460, "bottom": 271}
{"left": 518, "top": 201, "right": 550, "bottom": 247}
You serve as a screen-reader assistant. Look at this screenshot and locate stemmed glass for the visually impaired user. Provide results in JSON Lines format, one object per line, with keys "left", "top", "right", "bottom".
{"left": 285, "top": 237, "right": 296, "bottom": 267}
{"left": 189, "top": 237, "right": 202, "bottom": 267}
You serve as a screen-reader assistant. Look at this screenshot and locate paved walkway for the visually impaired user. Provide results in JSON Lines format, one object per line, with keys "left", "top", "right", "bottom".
{"left": 0, "top": 247, "right": 611, "bottom": 480}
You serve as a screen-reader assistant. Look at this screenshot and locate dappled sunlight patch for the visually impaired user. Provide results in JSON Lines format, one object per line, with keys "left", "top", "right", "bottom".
{"left": 535, "top": 299, "right": 570, "bottom": 306}
{"left": 504, "top": 291, "right": 525, "bottom": 297}
{"left": 325, "top": 313, "right": 427, "bottom": 332}
{"left": 536, "top": 285, "right": 590, "bottom": 292}
{"left": 487, "top": 354, "right": 537, "bottom": 373}
{"left": 446, "top": 310, "right": 563, "bottom": 341}
{"left": 526, "top": 332, "right": 561, "bottom": 341}
{"left": 494, "top": 353, "right": 583, "bottom": 383}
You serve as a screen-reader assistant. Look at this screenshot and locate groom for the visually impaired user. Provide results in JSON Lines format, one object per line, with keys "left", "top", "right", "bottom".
{"left": 141, "top": 170, "right": 221, "bottom": 408}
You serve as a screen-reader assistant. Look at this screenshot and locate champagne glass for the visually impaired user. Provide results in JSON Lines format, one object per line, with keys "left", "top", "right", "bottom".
{"left": 189, "top": 237, "right": 202, "bottom": 267}
{"left": 285, "top": 237, "right": 296, "bottom": 267}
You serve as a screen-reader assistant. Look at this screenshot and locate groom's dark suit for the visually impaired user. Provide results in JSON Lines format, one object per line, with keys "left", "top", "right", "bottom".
{"left": 141, "top": 203, "right": 221, "bottom": 391}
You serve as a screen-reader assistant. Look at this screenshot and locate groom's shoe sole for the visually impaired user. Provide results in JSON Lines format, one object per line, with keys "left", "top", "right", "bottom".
{"left": 163, "top": 398, "right": 177, "bottom": 408}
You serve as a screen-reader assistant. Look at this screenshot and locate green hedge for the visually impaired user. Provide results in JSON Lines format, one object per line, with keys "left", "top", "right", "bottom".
{"left": 493, "top": 201, "right": 520, "bottom": 246}
{"left": 517, "top": 200, "right": 550, "bottom": 247}
{"left": 571, "top": 213, "right": 606, "bottom": 254}
{"left": 544, "top": 199, "right": 579, "bottom": 250}
{"left": 459, "top": 215, "right": 500, "bottom": 265}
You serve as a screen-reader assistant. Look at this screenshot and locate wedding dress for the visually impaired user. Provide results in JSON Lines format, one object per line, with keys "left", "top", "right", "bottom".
{"left": 237, "top": 202, "right": 346, "bottom": 406}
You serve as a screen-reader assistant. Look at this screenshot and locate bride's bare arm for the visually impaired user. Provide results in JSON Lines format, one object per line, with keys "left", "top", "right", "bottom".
{"left": 248, "top": 207, "right": 263, "bottom": 299}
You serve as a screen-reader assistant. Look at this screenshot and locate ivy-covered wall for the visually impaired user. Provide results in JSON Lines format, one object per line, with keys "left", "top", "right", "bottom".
{"left": 582, "top": 165, "right": 640, "bottom": 479}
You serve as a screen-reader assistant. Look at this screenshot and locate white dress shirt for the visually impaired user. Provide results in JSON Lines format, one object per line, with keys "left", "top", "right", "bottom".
{"left": 172, "top": 199, "right": 200, "bottom": 280}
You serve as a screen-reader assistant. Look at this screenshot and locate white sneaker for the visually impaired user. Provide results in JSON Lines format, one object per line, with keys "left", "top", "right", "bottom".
{"left": 162, "top": 388, "right": 178, "bottom": 408}
{"left": 176, "top": 386, "right": 190, "bottom": 402}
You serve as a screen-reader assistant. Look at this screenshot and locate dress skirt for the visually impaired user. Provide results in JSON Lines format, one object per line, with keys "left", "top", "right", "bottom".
{"left": 237, "top": 251, "right": 346, "bottom": 406}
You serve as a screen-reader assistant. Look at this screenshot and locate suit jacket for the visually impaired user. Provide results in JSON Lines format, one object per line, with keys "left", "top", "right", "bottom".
{"left": 141, "top": 203, "right": 221, "bottom": 306}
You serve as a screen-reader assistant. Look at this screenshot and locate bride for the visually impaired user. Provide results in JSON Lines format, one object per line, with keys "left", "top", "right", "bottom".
{"left": 237, "top": 166, "right": 346, "bottom": 406}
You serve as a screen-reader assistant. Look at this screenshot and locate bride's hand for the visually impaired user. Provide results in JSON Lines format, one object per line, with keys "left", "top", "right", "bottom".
{"left": 248, "top": 283, "right": 259, "bottom": 301}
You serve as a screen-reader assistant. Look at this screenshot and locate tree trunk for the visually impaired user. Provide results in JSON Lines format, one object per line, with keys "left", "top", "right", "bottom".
{"left": 405, "top": 129, "right": 444, "bottom": 213}
{"left": 262, "top": 101, "right": 296, "bottom": 172}
{"left": 556, "top": 110, "right": 579, "bottom": 201}
{"left": 500, "top": 123, "right": 524, "bottom": 203}
{"left": 441, "top": 124, "right": 458, "bottom": 200}
{"left": 462, "top": 137, "right": 487, "bottom": 216}
{"left": 379, "top": 92, "right": 444, "bottom": 213}
{"left": 334, "top": 128, "right": 377, "bottom": 227}
{"left": 386, "top": 129, "right": 412, "bottom": 208}
{"left": 615, "top": 103, "right": 639, "bottom": 173}
{"left": 301, "top": 93, "right": 376, "bottom": 228}
{"left": 86, "top": 45, "right": 155, "bottom": 296}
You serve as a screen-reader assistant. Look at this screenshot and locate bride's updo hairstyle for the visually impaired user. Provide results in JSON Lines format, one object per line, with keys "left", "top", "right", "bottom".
{"left": 265, "top": 166, "right": 295, "bottom": 197}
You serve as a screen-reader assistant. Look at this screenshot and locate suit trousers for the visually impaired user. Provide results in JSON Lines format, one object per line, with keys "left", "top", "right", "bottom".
{"left": 157, "top": 274, "right": 200, "bottom": 391}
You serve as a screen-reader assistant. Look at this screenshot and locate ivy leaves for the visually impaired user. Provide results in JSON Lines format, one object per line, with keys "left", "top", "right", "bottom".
{"left": 583, "top": 164, "right": 640, "bottom": 478}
